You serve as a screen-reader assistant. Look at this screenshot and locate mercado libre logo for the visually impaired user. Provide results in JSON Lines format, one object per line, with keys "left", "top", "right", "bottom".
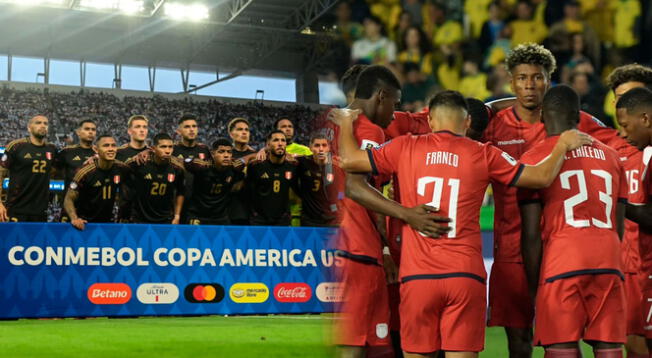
{"left": 184, "top": 283, "right": 225, "bottom": 303}
{"left": 229, "top": 283, "right": 269, "bottom": 303}
{"left": 273, "top": 283, "right": 312, "bottom": 303}
{"left": 87, "top": 283, "right": 132, "bottom": 304}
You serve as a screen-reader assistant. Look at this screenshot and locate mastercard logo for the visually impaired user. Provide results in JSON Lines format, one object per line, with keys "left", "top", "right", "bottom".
{"left": 184, "top": 283, "right": 225, "bottom": 303}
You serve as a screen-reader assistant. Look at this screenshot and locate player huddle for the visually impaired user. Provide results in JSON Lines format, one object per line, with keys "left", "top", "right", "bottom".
{"left": 0, "top": 112, "right": 338, "bottom": 228}
{"left": 330, "top": 43, "right": 652, "bottom": 358}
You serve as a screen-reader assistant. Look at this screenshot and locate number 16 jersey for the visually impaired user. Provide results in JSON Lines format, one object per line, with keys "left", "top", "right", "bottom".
{"left": 368, "top": 130, "right": 524, "bottom": 283}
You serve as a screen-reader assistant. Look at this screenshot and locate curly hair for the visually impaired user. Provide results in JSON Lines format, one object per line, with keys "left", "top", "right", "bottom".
{"left": 505, "top": 43, "right": 557, "bottom": 76}
{"left": 606, "top": 63, "right": 652, "bottom": 92}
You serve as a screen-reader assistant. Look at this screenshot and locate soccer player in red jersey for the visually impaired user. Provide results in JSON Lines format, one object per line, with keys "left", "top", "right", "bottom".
{"left": 329, "top": 65, "right": 402, "bottom": 358}
{"left": 333, "top": 90, "right": 591, "bottom": 358}
{"left": 606, "top": 63, "right": 652, "bottom": 357}
{"left": 519, "top": 85, "right": 628, "bottom": 358}
{"left": 482, "top": 43, "right": 640, "bottom": 358}
{"left": 615, "top": 87, "right": 652, "bottom": 354}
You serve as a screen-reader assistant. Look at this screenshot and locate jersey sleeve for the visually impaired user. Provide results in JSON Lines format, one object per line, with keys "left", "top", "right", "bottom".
{"left": 70, "top": 165, "right": 91, "bottom": 191}
{"left": 384, "top": 112, "right": 412, "bottom": 139}
{"left": 485, "top": 143, "right": 525, "bottom": 187}
{"left": 367, "top": 136, "right": 408, "bottom": 177}
{"left": 0, "top": 142, "right": 17, "bottom": 169}
{"left": 356, "top": 121, "right": 385, "bottom": 150}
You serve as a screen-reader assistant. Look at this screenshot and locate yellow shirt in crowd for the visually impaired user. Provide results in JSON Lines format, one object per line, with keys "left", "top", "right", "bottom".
{"left": 614, "top": 0, "right": 640, "bottom": 48}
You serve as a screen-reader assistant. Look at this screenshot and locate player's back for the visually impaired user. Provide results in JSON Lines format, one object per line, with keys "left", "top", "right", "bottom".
{"left": 520, "top": 138, "right": 627, "bottom": 282}
{"left": 374, "top": 131, "right": 523, "bottom": 281}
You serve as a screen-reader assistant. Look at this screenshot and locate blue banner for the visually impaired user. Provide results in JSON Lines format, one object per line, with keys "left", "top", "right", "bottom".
{"left": 0, "top": 223, "right": 340, "bottom": 319}
{"left": 2, "top": 178, "right": 64, "bottom": 191}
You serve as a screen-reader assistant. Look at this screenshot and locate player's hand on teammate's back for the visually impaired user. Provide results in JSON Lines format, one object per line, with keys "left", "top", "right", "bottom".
{"left": 133, "top": 149, "right": 152, "bottom": 165}
{"left": 0, "top": 203, "right": 8, "bottom": 222}
{"left": 403, "top": 204, "right": 452, "bottom": 238}
{"left": 71, "top": 217, "right": 87, "bottom": 231}
{"left": 255, "top": 148, "right": 267, "bottom": 161}
{"left": 81, "top": 154, "right": 99, "bottom": 166}
{"left": 559, "top": 130, "right": 593, "bottom": 151}
{"left": 382, "top": 254, "right": 398, "bottom": 284}
{"left": 328, "top": 108, "right": 361, "bottom": 126}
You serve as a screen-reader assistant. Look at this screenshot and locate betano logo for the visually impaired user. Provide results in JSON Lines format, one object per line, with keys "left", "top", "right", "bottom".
{"left": 136, "top": 283, "right": 179, "bottom": 304}
{"left": 274, "top": 283, "right": 312, "bottom": 303}
{"left": 87, "top": 283, "right": 132, "bottom": 304}
{"left": 316, "top": 282, "right": 345, "bottom": 303}
{"left": 185, "top": 283, "right": 225, "bottom": 303}
{"left": 229, "top": 283, "right": 269, "bottom": 303}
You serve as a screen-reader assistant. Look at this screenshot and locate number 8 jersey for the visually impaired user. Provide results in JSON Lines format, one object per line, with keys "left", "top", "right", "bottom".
{"left": 368, "top": 130, "right": 524, "bottom": 283}
{"left": 518, "top": 137, "right": 628, "bottom": 283}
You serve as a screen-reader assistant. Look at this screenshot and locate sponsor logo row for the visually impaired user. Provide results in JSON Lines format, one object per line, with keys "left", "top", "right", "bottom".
{"left": 87, "top": 282, "right": 344, "bottom": 305}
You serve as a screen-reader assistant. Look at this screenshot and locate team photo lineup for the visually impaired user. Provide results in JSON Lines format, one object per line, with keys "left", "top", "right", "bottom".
{"left": 1, "top": 0, "right": 652, "bottom": 357}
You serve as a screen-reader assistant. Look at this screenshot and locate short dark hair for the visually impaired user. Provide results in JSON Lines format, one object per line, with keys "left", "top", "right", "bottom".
{"left": 616, "top": 87, "right": 652, "bottom": 113}
{"left": 152, "top": 133, "right": 173, "bottom": 146}
{"left": 354, "top": 65, "right": 401, "bottom": 99}
{"left": 466, "top": 97, "right": 490, "bottom": 134}
{"left": 606, "top": 64, "right": 652, "bottom": 92}
{"left": 309, "top": 133, "right": 328, "bottom": 144}
{"left": 274, "top": 118, "right": 292, "bottom": 129}
{"left": 178, "top": 113, "right": 198, "bottom": 125}
{"left": 542, "top": 85, "right": 580, "bottom": 124}
{"left": 211, "top": 137, "right": 233, "bottom": 150}
{"left": 428, "top": 90, "right": 469, "bottom": 112}
{"left": 505, "top": 43, "right": 557, "bottom": 76}
{"left": 228, "top": 117, "right": 249, "bottom": 132}
{"left": 94, "top": 134, "right": 114, "bottom": 144}
{"left": 267, "top": 130, "right": 286, "bottom": 141}
{"left": 78, "top": 119, "right": 96, "bottom": 128}
{"left": 341, "top": 64, "right": 368, "bottom": 96}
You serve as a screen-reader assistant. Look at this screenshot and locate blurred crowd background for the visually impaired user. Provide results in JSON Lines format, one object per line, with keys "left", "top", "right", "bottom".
{"left": 317, "top": 0, "right": 651, "bottom": 127}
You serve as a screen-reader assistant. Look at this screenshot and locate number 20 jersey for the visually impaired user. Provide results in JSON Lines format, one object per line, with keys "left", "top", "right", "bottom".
{"left": 368, "top": 131, "right": 524, "bottom": 282}
{"left": 518, "top": 137, "right": 628, "bottom": 283}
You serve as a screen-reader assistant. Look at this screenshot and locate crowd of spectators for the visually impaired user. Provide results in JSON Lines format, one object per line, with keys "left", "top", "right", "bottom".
{"left": 321, "top": 0, "right": 651, "bottom": 124}
{"left": 0, "top": 87, "right": 319, "bottom": 149}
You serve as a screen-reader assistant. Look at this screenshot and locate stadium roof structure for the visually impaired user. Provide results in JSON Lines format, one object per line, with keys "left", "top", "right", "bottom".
{"left": 0, "top": 0, "right": 339, "bottom": 102}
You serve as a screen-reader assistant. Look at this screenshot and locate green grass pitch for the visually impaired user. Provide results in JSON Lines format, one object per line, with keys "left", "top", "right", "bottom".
{"left": 0, "top": 315, "right": 597, "bottom": 357}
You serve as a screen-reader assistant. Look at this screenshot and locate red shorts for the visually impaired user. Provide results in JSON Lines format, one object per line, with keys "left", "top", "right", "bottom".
{"left": 534, "top": 274, "right": 626, "bottom": 346}
{"left": 400, "top": 277, "right": 486, "bottom": 353}
{"left": 488, "top": 262, "right": 534, "bottom": 328}
{"left": 641, "top": 273, "right": 652, "bottom": 339}
{"left": 387, "top": 283, "right": 400, "bottom": 331}
{"left": 624, "top": 272, "right": 644, "bottom": 336}
{"left": 334, "top": 258, "right": 391, "bottom": 347}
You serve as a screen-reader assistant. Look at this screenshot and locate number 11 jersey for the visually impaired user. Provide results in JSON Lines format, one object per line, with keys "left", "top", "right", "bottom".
{"left": 368, "top": 130, "right": 524, "bottom": 283}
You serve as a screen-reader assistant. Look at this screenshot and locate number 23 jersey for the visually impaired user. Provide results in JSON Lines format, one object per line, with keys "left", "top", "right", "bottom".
{"left": 368, "top": 131, "right": 524, "bottom": 282}
{"left": 518, "top": 137, "right": 628, "bottom": 282}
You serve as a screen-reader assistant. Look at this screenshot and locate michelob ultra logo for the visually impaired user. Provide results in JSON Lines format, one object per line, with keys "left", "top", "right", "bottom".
{"left": 316, "top": 282, "right": 345, "bottom": 303}
{"left": 229, "top": 283, "right": 269, "bottom": 303}
{"left": 87, "top": 283, "right": 132, "bottom": 304}
{"left": 136, "top": 283, "right": 179, "bottom": 304}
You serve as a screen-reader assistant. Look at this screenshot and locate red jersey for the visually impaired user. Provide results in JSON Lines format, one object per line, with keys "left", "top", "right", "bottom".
{"left": 622, "top": 150, "right": 646, "bottom": 273}
{"left": 324, "top": 112, "right": 388, "bottom": 264}
{"left": 384, "top": 109, "right": 431, "bottom": 139}
{"left": 484, "top": 107, "right": 638, "bottom": 263}
{"left": 368, "top": 131, "right": 524, "bottom": 282}
{"left": 519, "top": 138, "right": 628, "bottom": 283}
{"left": 634, "top": 147, "right": 652, "bottom": 274}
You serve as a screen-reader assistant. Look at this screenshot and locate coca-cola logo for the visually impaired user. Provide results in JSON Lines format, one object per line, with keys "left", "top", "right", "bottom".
{"left": 273, "top": 283, "right": 312, "bottom": 303}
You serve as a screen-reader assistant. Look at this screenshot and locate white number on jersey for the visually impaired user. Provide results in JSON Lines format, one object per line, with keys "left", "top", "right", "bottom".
{"left": 559, "top": 169, "right": 613, "bottom": 229}
{"left": 417, "top": 176, "right": 460, "bottom": 238}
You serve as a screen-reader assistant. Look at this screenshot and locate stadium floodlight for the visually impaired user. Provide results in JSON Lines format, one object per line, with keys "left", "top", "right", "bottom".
{"left": 164, "top": 2, "right": 209, "bottom": 21}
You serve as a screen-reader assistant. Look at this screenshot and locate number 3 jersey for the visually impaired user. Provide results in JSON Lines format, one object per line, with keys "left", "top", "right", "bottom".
{"left": 367, "top": 130, "right": 524, "bottom": 282}
{"left": 518, "top": 137, "right": 628, "bottom": 283}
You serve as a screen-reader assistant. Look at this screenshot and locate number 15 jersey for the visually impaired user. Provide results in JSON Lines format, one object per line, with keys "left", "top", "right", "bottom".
{"left": 518, "top": 137, "right": 628, "bottom": 283}
{"left": 368, "top": 130, "right": 524, "bottom": 282}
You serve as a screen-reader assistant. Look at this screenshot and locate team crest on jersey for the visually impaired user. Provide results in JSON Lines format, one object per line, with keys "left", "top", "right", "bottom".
{"left": 199, "top": 153, "right": 205, "bottom": 160}
{"left": 326, "top": 173, "right": 334, "bottom": 183}
{"left": 114, "top": 175, "right": 121, "bottom": 184}
{"left": 168, "top": 173, "right": 175, "bottom": 182}
{"left": 376, "top": 323, "right": 388, "bottom": 339}
{"left": 285, "top": 171, "right": 292, "bottom": 180}
{"left": 46, "top": 152, "right": 52, "bottom": 160}
{"left": 70, "top": 182, "right": 78, "bottom": 190}
{"left": 360, "top": 139, "right": 380, "bottom": 150}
